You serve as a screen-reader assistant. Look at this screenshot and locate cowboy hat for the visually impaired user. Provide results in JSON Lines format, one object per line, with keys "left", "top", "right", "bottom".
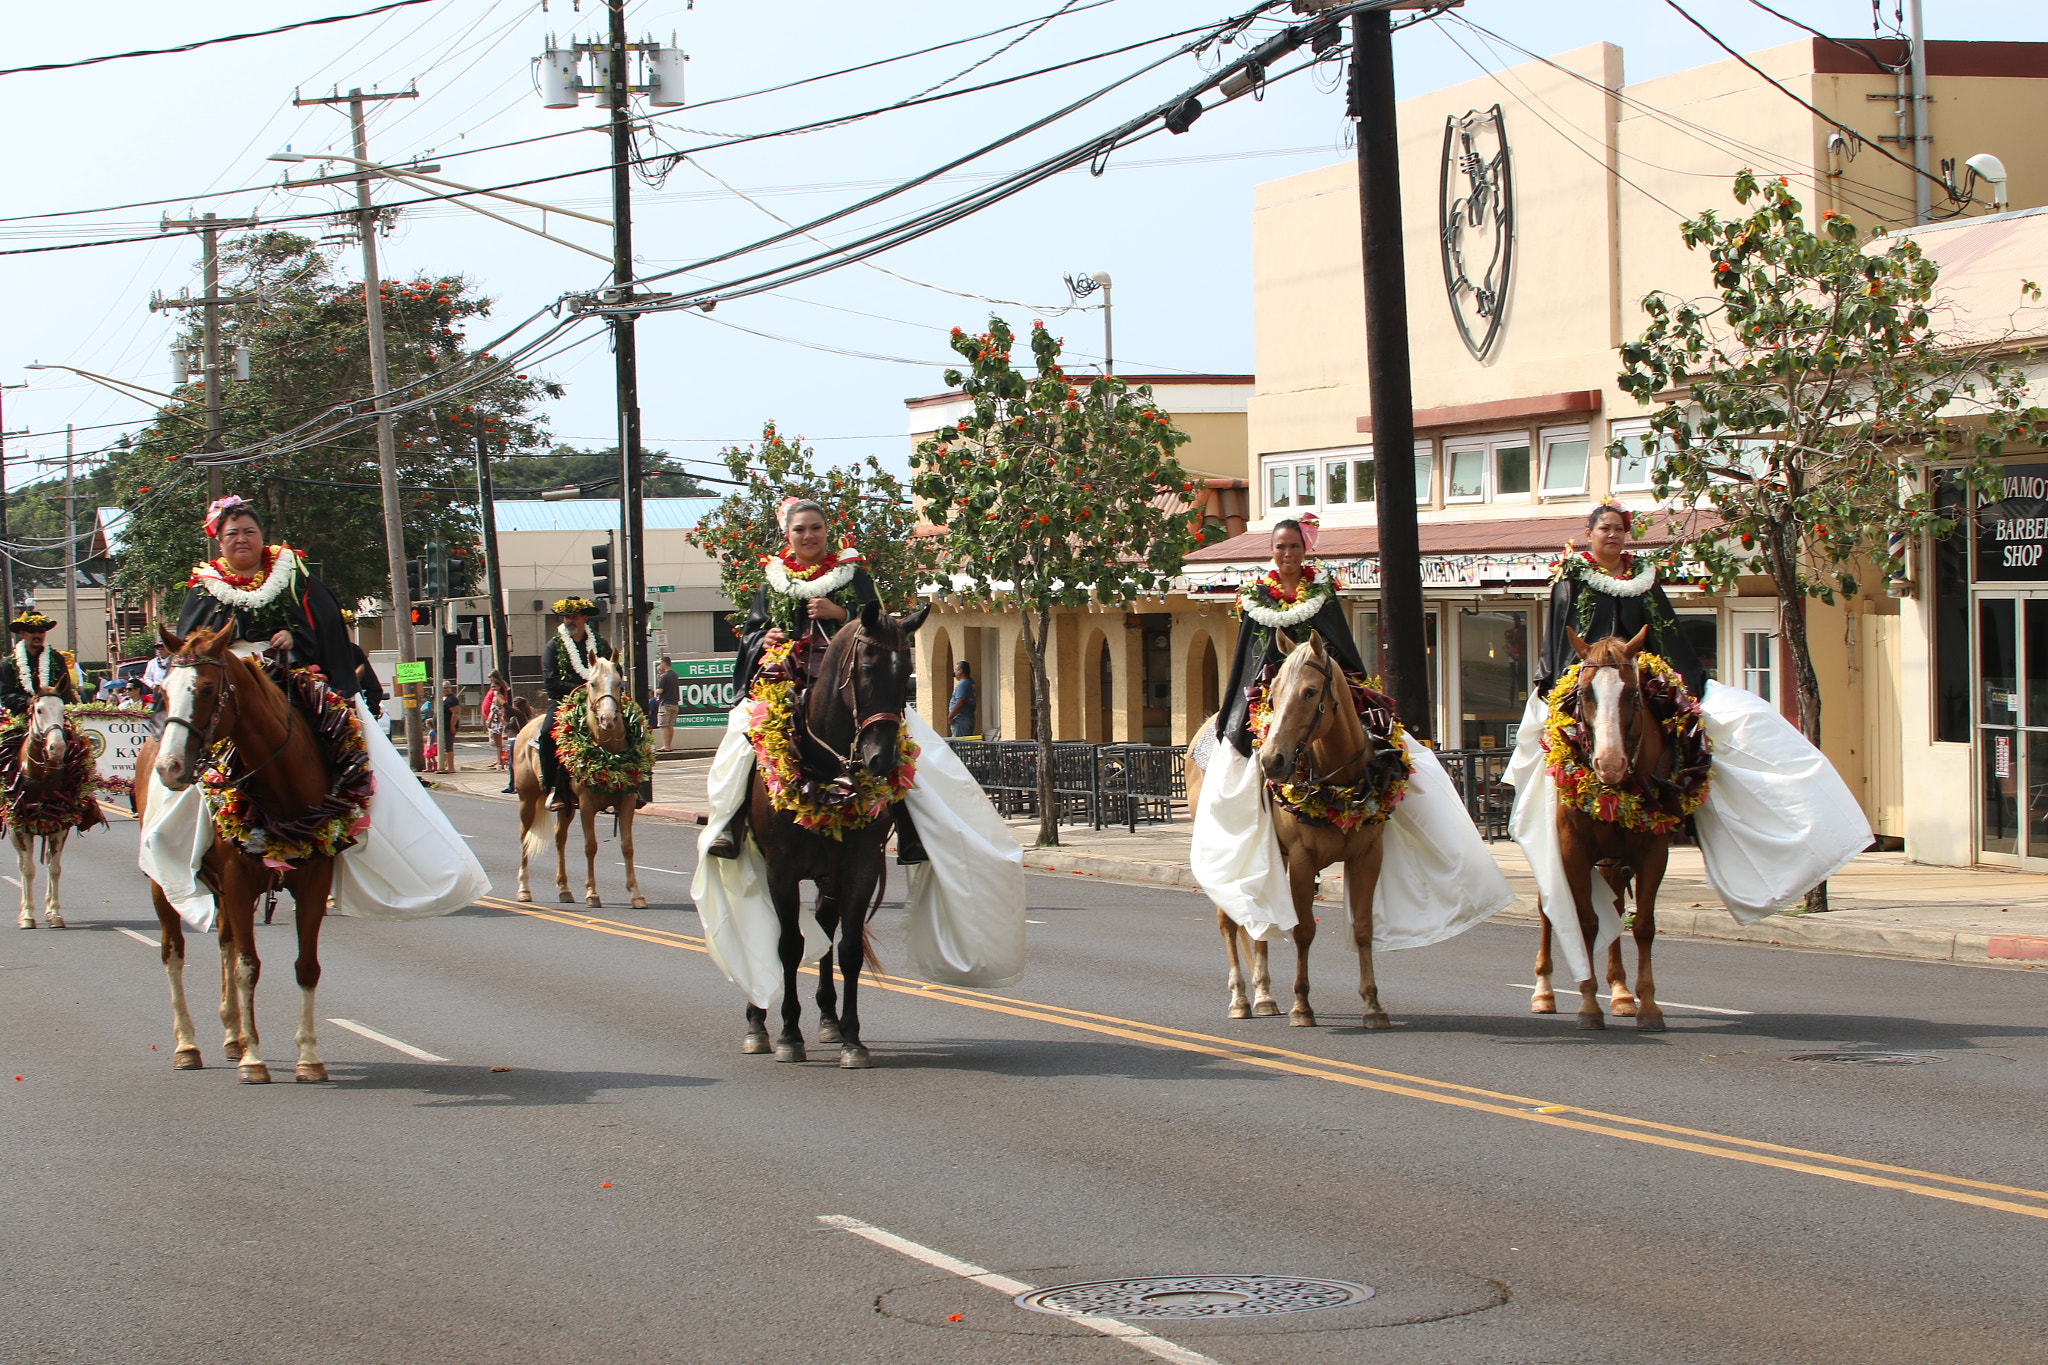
{"left": 8, "top": 610, "right": 57, "bottom": 635}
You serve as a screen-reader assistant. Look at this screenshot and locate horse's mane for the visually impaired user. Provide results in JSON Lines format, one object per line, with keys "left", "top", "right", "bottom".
{"left": 1579, "top": 635, "right": 1637, "bottom": 669}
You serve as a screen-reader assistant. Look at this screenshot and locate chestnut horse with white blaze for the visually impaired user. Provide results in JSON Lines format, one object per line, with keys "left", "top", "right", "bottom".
{"left": 10, "top": 692, "right": 82, "bottom": 929}
{"left": 511, "top": 655, "right": 646, "bottom": 909}
{"left": 137, "top": 624, "right": 345, "bottom": 1082}
{"left": 1532, "top": 627, "right": 1673, "bottom": 1031}
{"left": 1187, "top": 633, "right": 1398, "bottom": 1028}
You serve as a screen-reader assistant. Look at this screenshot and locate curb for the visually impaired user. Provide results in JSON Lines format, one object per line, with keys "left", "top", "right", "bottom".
{"left": 1015, "top": 847, "right": 2040, "bottom": 970}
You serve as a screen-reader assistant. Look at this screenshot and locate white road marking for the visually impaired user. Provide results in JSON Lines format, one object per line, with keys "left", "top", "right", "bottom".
{"left": 1027, "top": 920, "right": 1047, "bottom": 925}
{"left": 1510, "top": 984, "right": 1753, "bottom": 1016}
{"left": 817, "top": 1214, "right": 1222, "bottom": 1365}
{"left": 116, "top": 928, "right": 159, "bottom": 947}
{"left": 618, "top": 862, "right": 686, "bottom": 875}
{"left": 3, "top": 876, "right": 18, "bottom": 889}
{"left": 326, "top": 1018, "right": 450, "bottom": 1062}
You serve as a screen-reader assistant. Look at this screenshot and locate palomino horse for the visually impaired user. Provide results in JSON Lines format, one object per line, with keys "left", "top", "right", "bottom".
{"left": 1187, "top": 632, "right": 1400, "bottom": 1028}
{"left": 9, "top": 692, "right": 91, "bottom": 929}
{"left": 511, "top": 655, "right": 646, "bottom": 910}
{"left": 1531, "top": 627, "right": 1674, "bottom": 1031}
{"left": 137, "top": 624, "right": 346, "bottom": 1082}
{"left": 745, "top": 601, "right": 926, "bottom": 1069}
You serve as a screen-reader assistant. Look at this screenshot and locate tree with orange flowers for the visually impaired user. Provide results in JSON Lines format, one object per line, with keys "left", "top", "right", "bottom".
{"left": 913, "top": 316, "right": 1197, "bottom": 847}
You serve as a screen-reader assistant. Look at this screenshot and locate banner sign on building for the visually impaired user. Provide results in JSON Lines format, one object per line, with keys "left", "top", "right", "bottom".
{"left": 672, "top": 656, "right": 738, "bottom": 728}
{"left": 1976, "top": 462, "right": 2048, "bottom": 582}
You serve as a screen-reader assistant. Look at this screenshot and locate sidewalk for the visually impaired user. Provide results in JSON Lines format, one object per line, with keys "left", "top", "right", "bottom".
{"left": 425, "top": 739, "right": 2048, "bottom": 970}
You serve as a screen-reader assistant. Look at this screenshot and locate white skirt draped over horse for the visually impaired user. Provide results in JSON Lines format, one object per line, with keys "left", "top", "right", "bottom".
{"left": 138, "top": 696, "right": 491, "bottom": 933}
{"left": 1505, "top": 679, "right": 1873, "bottom": 985}
{"left": 690, "top": 704, "right": 1027, "bottom": 1010}
{"left": 1190, "top": 721, "right": 1516, "bottom": 946}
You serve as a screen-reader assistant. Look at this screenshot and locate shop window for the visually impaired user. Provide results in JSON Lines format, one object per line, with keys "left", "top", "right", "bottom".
{"left": 1674, "top": 612, "right": 1718, "bottom": 683}
{"left": 1540, "top": 430, "right": 1590, "bottom": 496}
{"left": 1741, "top": 629, "right": 1775, "bottom": 702}
{"left": 1933, "top": 470, "right": 1970, "bottom": 743}
{"left": 1459, "top": 608, "right": 1529, "bottom": 750}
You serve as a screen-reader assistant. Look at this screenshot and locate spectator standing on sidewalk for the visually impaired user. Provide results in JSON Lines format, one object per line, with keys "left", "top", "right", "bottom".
{"left": 947, "top": 661, "right": 977, "bottom": 738}
{"left": 438, "top": 678, "right": 460, "bottom": 773}
{"left": 657, "top": 654, "right": 681, "bottom": 751}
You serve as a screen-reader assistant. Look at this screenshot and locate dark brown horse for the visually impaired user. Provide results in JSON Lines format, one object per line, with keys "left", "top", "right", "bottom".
{"left": 1532, "top": 626, "right": 1673, "bottom": 1032}
{"left": 743, "top": 601, "right": 925, "bottom": 1069}
{"left": 137, "top": 623, "right": 345, "bottom": 1082}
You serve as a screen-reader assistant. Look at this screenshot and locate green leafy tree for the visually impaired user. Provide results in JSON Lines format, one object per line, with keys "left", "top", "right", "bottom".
{"left": 687, "top": 423, "right": 937, "bottom": 627}
{"left": 1619, "top": 172, "right": 2046, "bottom": 908}
{"left": 108, "top": 230, "right": 563, "bottom": 610}
{"left": 492, "top": 443, "right": 716, "bottom": 499}
{"left": 912, "top": 317, "right": 1198, "bottom": 847}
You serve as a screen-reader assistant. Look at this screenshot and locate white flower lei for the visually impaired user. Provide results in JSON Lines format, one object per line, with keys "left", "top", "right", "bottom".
{"left": 1237, "top": 567, "right": 1334, "bottom": 629}
{"left": 192, "top": 545, "right": 304, "bottom": 612}
{"left": 764, "top": 555, "right": 858, "bottom": 600}
{"left": 12, "top": 640, "right": 57, "bottom": 692}
{"left": 1570, "top": 556, "right": 1658, "bottom": 598}
{"left": 555, "top": 623, "right": 594, "bottom": 681}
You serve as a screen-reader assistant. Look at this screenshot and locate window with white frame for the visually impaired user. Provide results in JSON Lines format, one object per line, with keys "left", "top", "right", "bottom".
{"left": 1443, "top": 433, "right": 1533, "bottom": 504}
{"left": 1264, "top": 457, "right": 1320, "bottom": 513}
{"left": 1539, "top": 425, "right": 1591, "bottom": 497}
{"left": 1606, "top": 418, "right": 1663, "bottom": 493}
{"left": 1311, "top": 441, "right": 1433, "bottom": 507}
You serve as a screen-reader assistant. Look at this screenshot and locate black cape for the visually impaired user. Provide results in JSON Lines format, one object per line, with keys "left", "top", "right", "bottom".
{"left": 1218, "top": 590, "right": 1366, "bottom": 756}
{"left": 351, "top": 644, "right": 386, "bottom": 715}
{"left": 733, "top": 565, "right": 879, "bottom": 696}
{"left": 1534, "top": 573, "right": 1709, "bottom": 703}
{"left": 0, "top": 645, "right": 80, "bottom": 716}
{"left": 543, "top": 626, "right": 613, "bottom": 703}
{"left": 177, "top": 558, "right": 358, "bottom": 700}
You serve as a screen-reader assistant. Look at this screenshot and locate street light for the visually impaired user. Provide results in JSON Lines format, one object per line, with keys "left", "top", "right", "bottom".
{"left": 269, "top": 151, "right": 614, "bottom": 261}
{"left": 1063, "top": 270, "right": 1113, "bottom": 375}
{"left": 23, "top": 362, "right": 206, "bottom": 429}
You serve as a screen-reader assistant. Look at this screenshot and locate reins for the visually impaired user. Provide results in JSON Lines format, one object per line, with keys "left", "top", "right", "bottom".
{"left": 797, "top": 624, "right": 911, "bottom": 773}
{"left": 162, "top": 650, "right": 300, "bottom": 793}
{"left": 1284, "top": 649, "right": 1373, "bottom": 785}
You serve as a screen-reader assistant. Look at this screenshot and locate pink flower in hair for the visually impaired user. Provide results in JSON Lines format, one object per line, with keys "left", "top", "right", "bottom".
{"left": 203, "top": 495, "right": 250, "bottom": 539}
{"left": 777, "top": 496, "right": 801, "bottom": 528}
{"left": 1297, "top": 511, "right": 1322, "bottom": 555}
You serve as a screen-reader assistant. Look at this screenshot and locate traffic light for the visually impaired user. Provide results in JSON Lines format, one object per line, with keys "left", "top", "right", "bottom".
{"left": 446, "top": 550, "right": 466, "bottom": 598}
{"left": 422, "top": 541, "right": 447, "bottom": 599}
{"left": 591, "top": 540, "right": 613, "bottom": 600}
{"left": 406, "top": 559, "right": 424, "bottom": 602}
{"left": 410, "top": 606, "right": 426, "bottom": 626}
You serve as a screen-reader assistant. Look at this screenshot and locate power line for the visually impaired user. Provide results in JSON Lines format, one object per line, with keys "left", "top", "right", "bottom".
{"left": 0, "top": 0, "right": 448, "bottom": 79}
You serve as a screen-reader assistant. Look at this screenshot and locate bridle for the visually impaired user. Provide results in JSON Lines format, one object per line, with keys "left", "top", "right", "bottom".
{"left": 1279, "top": 647, "right": 1372, "bottom": 785}
{"left": 1577, "top": 659, "right": 1649, "bottom": 781}
{"left": 161, "top": 651, "right": 298, "bottom": 790}
{"left": 802, "top": 623, "right": 911, "bottom": 770}
{"left": 18, "top": 695, "right": 67, "bottom": 786}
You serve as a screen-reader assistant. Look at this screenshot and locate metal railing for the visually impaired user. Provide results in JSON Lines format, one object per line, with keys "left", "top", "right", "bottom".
{"left": 1433, "top": 747, "right": 1517, "bottom": 841}
{"left": 947, "top": 739, "right": 1186, "bottom": 830}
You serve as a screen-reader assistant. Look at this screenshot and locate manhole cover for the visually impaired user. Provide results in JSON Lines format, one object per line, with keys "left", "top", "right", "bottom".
{"left": 1015, "top": 1276, "right": 1373, "bottom": 1320}
{"left": 1784, "top": 1051, "right": 1943, "bottom": 1066}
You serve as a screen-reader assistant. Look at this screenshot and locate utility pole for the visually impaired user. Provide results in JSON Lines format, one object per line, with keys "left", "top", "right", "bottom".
{"left": 1351, "top": 8, "right": 1429, "bottom": 742}
{"left": 63, "top": 424, "right": 77, "bottom": 658}
{"left": 0, "top": 381, "right": 23, "bottom": 614}
{"left": 1063, "top": 270, "right": 1114, "bottom": 375}
{"left": 152, "top": 212, "right": 258, "bottom": 514}
{"left": 1908, "top": 0, "right": 1931, "bottom": 224}
{"left": 475, "top": 433, "right": 511, "bottom": 680}
{"left": 296, "top": 84, "right": 426, "bottom": 768}
{"left": 605, "top": 0, "right": 650, "bottom": 714}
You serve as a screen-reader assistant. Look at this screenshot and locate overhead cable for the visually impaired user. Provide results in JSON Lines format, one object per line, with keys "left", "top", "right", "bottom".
{"left": 0, "top": 0, "right": 448, "bottom": 78}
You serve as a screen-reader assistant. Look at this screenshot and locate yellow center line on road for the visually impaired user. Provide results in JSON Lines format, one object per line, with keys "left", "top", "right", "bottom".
{"left": 470, "top": 895, "right": 2048, "bottom": 1222}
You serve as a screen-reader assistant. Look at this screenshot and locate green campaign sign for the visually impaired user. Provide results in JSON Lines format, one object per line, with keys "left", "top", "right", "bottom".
{"left": 670, "top": 656, "right": 737, "bottom": 727}
{"left": 393, "top": 660, "right": 428, "bottom": 684}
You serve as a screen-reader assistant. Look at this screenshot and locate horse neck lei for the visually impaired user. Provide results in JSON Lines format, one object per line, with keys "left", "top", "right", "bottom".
{"left": 1541, "top": 651, "right": 1712, "bottom": 835}
{"left": 555, "top": 624, "right": 595, "bottom": 681}
{"left": 189, "top": 544, "right": 303, "bottom": 611}
{"left": 1237, "top": 562, "right": 1333, "bottom": 629}
{"left": 13, "top": 641, "right": 57, "bottom": 692}
{"left": 743, "top": 635, "right": 917, "bottom": 837}
{"left": 1247, "top": 668, "right": 1412, "bottom": 831}
{"left": 1553, "top": 547, "right": 1656, "bottom": 598}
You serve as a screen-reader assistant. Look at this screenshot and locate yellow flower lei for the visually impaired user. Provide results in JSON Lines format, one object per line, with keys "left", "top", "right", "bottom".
{"left": 746, "top": 639, "right": 917, "bottom": 837}
{"left": 1248, "top": 669, "right": 1412, "bottom": 831}
{"left": 1541, "top": 651, "right": 1712, "bottom": 834}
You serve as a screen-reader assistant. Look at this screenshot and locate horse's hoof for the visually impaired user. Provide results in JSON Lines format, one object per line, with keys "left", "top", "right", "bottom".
{"left": 1577, "top": 1013, "right": 1606, "bottom": 1031}
{"left": 1227, "top": 1001, "right": 1251, "bottom": 1020}
{"left": 1290, "top": 1010, "right": 1317, "bottom": 1027}
{"left": 839, "top": 1046, "right": 872, "bottom": 1069}
{"left": 585, "top": 896, "right": 602, "bottom": 908}
{"left": 516, "top": 889, "right": 532, "bottom": 903}
{"left": 1530, "top": 993, "right": 1556, "bottom": 1014}
{"left": 172, "top": 1048, "right": 204, "bottom": 1070}
{"left": 221, "top": 1040, "right": 245, "bottom": 1062}
{"left": 817, "top": 1019, "right": 843, "bottom": 1044}
{"left": 1251, "top": 999, "right": 1280, "bottom": 1017}
{"left": 42, "top": 913, "right": 64, "bottom": 929}
{"left": 16, "top": 914, "right": 32, "bottom": 929}
{"left": 631, "top": 897, "right": 648, "bottom": 910}
{"left": 1363, "top": 1011, "right": 1392, "bottom": 1030}
{"left": 238, "top": 1061, "right": 272, "bottom": 1084}
{"left": 1611, "top": 999, "right": 1638, "bottom": 1018}
{"left": 295, "top": 1062, "right": 328, "bottom": 1083}
{"left": 557, "top": 891, "right": 574, "bottom": 904}
{"left": 1636, "top": 1014, "right": 1667, "bottom": 1033}
{"left": 741, "top": 1032, "right": 771, "bottom": 1055}
{"left": 773, "top": 1040, "right": 807, "bottom": 1063}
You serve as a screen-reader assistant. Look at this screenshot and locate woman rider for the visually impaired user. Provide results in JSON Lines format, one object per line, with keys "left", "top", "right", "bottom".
{"left": 1531, "top": 502, "right": 1707, "bottom": 704}
{"left": 706, "top": 498, "right": 930, "bottom": 862}
{"left": 176, "top": 496, "right": 356, "bottom": 695}
{"left": 536, "top": 597, "right": 612, "bottom": 811}
{"left": 1215, "top": 514, "right": 1368, "bottom": 757}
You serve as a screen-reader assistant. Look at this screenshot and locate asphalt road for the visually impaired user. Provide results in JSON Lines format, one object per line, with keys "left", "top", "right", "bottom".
{"left": 4, "top": 791, "right": 2046, "bottom": 1365}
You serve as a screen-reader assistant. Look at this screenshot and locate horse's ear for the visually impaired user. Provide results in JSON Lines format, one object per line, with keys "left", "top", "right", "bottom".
{"left": 860, "top": 599, "right": 880, "bottom": 630}
{"left": 1276, "top": 629, "right": 1301, "bottom": 655}
{"left": 206, "top": 620, "right": 238, "bottom": 658}
{"left": 1623, "top": 625, "right": 1650, "bottom": 659}
{"left": 899, "top": 605, "right": 929, "bottom": 635}
{"left": 1565, "top": 626, "right": 1593, "bottom": 660}
{"left": 158, "top": 623, "right": 185, "bottom": 652}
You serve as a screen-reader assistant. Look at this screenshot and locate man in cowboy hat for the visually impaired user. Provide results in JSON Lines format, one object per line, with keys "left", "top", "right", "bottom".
{"left": 537, "top": 597, "right": 612, "bottom": 811}
{"left": 0, "top": 611, "right": 80, "bottom": 717}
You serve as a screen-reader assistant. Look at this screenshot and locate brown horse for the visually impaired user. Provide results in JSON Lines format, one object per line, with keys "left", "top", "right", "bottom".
{"left": 1531, "top": 626, "right": 1673, "bottom": 1032}
{"left": 1187, "top": 632, "right": 1399, "bottom": 1028}
{"left": 511, "top": 655, "right": 646, "bottom": 909}
{"left": 137, "top": 624, "right": 344, "bottom": 1082}
{"left": 743, "top": 601, "right": 925, "bottom": 1069}
{"left": 9, "top": 692, "right": 90, "bottom": 929}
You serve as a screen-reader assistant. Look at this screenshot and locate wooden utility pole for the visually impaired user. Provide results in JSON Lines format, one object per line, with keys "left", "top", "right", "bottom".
{"left": 63, "top": 424, "right": 77, "bottom": 658}
{"left": 152, "top": 212, "right": 258, "bottom": 515}
{"left": 0, "top": 381, "right": 23, "bottom": 614}
{"left": 475, "top": 434, "right": 511, "bottom": 681}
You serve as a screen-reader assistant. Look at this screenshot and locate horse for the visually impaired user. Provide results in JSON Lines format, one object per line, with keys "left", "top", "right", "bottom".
{"left": 137, "top": 624, "right": 348, "bottom": 1082}
{"left": 7, "top": 692, "right": 93, "bottom": 929}
{"left": 743, "top": 601, "right": 926, "bottom": 1069}
{"left": 1530, "top": 626, "right": 1674, "bottom": 1032}
{"left": 1187, "top": 632, "right": 1401, "bottom": 1028}
{"left": 511, "top": 655, "right": 647, "bottom": 910}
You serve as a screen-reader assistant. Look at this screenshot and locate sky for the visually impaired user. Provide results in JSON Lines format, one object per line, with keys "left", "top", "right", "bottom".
{"left": 3, "top": 0, "right": 2043, "bottom": 505}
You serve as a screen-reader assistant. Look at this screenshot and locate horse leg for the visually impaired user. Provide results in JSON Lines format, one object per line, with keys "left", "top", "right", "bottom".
{"left": 13, "top": 828, "right": 33, "bottom": 929}
{"left": 834, "top": 847, "right": 883, "bottom": 1069}
{"left": 1602, "top": 867, "right": 1637, "bottom": 1017}
{"left": 814, "top": 894, "right": 843, "bottom": 1045}
{"left": 1564, "top": 859, "right": 1605, "bottom": 1031}
{"left": 619, "top": 803, "right": 647, "bottom": 910}
{"left": 290, "top": 865, "right": 332, "bottom": 1081}
{"left": 767, "top": 867, "right": 807, "bottom": 1063}
{"left": 152, "top": 881, "right": 203, "bottom": 1069}
{"left": 1531, "top": 903, "right": 1557, "bottom": 1013}
{"left": 1346, "top": 836, "right": 1390, "bottom": 1030}
{"left": 1631, "top": 843, "right": 1669, "bottom": 1032}
{"left": 553, "top": 805, "right": 574, "bottom": 903}
{"left": 742, "top": 1004, "right": 772, "bottom": 1054}
{"left": 216, "top": 924, "right": 244, "bottom": 1061}
{"left": 1286, "top": 857, "right": 1319, "bottom": 1027}
{"left": 218, "top": 878, "right": 267, "bottom": 1083}
{"left": 1248, "top": 934, "right": 1278, "bottom": 1016}
{"left": 580, "top": 796, "right": 602, "bottom": 907}
{"left": 1219, "top": 907, "right": 1251, "bottom": 1019}
{"left": 515, "top": 788, "right": 541, "bottom": 903}
{"left": 41, "top": 831, "right": 66, "bottom": 928}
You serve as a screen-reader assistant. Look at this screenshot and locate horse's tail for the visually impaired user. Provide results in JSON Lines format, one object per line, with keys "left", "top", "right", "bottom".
{"left": 862, "top": 851, "right": 886, "bottom": 976}
{"left": 520, "top": 821, "right": 549, "bottom": 865}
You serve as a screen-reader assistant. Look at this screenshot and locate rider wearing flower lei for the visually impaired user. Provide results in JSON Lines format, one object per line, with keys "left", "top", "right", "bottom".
{"left": 1216, "top": 514, "right": 1370, "bottom": 757}
{"left": 175, "top": 496, "right": 357, "bottom": 696}
{"left": 0, "top": 611, "right": 80, "bottom": 717}
{"left": 1534, "top": 502, "right": 1707, "bottom": 704}
{"left": 536, "top": 597, "right": 613, "bottom": 811}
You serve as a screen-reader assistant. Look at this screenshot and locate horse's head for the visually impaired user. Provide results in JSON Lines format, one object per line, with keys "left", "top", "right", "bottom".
{"left": 1567, "top": 625, "right": 1650, "bottom": 787}
{"left": 1258, "top": 631, "right": 1338, "bottom": 783}
{"left": 840, "top": 600, "right": 926, "bottom": 780}
{"left": 585, "top": 656, "right": 625, "bottom": 753}
{"left": 26, "top": 691, "right": 64, "bottom": 770}
{"left": 154, "top": 621, "right": 242, "bottom": 790}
